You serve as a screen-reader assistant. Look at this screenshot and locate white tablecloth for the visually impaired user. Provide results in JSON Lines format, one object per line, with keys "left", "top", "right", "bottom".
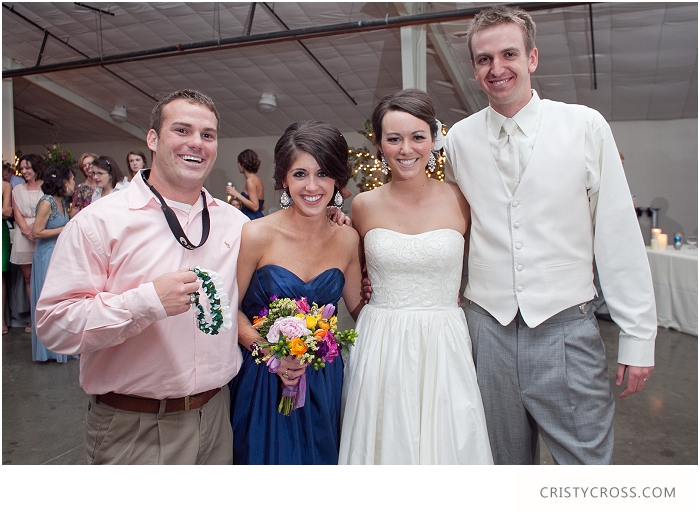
{"left": 646, "top": 245, "right": 698, "bottom": 336}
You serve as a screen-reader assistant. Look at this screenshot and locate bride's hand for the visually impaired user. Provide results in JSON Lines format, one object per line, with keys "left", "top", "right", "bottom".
{"left": 277, "top": 355, "right": 307, "bottom": 387}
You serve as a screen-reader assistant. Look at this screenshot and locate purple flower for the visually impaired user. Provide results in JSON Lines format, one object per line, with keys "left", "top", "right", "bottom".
{"left": 267, "top": 356, "right": 280, "bottom": 373}
{"left": 316, "top": 339, "right": 329, "bottom": 358}
{"left": 321, "top": 303, "right": 336, "bottom": 319}
{"left": 270, "top": 294, "right": 278, "bottom": 302}
{"left": 296, "top": 297, "right": 310, "bottom": 313}
{"left": 258, "top": 307, "right": 269, "bottom": 317}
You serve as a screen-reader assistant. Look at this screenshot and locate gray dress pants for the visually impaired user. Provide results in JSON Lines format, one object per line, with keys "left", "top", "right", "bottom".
{"left": 466, "top": 301, "right": 615, "bottom": 465}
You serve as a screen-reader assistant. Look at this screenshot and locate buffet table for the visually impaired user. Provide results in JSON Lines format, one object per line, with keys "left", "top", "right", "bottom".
{"left": 646, "top": 245, "right": 698, "bottom": 336}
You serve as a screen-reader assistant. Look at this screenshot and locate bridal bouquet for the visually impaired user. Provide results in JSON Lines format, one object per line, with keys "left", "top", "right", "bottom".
{"left": 251, "top": 295, "right": 358, "bottom": 415}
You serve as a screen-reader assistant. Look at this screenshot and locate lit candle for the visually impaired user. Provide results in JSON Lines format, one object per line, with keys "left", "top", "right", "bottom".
{"left": 651, "top": 228, "right": 662, "bottom": 238}
{"left": 657, "top": 234, "right": 668, "bottom": 249}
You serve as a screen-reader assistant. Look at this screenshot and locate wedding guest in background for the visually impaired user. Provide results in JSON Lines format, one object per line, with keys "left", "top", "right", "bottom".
{"left": 30, "top": 164, "right": 76, "bottom": 362}
{"left": 229, "top": 196, "right": 245, "bottom": 213}
{"left": 90, "top": 156, "right": 128, "bottom": 203}
{"left": 10, "top": 154, "right": 44, "bottom": 333}
{"left": 226, "top": 149, "right": 265, "bottom": 219}
{"left": 72, "top": 152, "right": 99, "bottom": 216}
{"left": 3, "top": 162, "right": 25, "bottom": 189}
{"left": 444, "top": 5, "right": 655, "bottom": 464}
{"left": 125, "top": 150, "right": 148, "bottom": 180}
{"left": 2, "top": 178, "right": 12, "bottom": 335}
{"left": 230, "top": 120, "right": 363, "bottom": 464}
{"left": 339, "top": 89, "right": 492, "bottom": 465}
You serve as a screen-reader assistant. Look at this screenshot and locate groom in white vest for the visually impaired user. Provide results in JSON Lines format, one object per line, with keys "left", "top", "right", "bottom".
{"left": 444, "top": 5, "right": 656, "bottom": 464}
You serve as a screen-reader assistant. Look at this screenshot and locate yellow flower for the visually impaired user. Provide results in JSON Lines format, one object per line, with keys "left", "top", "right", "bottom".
{"left": 305, "top": 315, "right": 318, "bottom": 329}
{"left": 289, "top": 337, "right": 307, "bottom": 357}
{"left": 317, "top": 319, "right": 330, "bottom": 331}
{"left": 329, "top": 316, "right": 338, "bottom": 332}
{"left": 295, "top": 313, "right": 305, "bottom": 319}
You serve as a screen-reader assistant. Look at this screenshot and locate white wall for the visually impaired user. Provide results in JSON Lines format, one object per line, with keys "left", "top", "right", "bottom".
{"left": 610, "top": 119, "right": 698, "bottom": 244}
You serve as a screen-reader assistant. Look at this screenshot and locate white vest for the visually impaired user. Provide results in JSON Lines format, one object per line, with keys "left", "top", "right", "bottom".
{"left": 449, "top": 100, "right": 596, "bottom": 327}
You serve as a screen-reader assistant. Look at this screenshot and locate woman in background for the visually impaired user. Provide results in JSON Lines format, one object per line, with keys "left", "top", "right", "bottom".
{"left": 72, "top": 152, "right": 99, "bottom": 216}
{"left": 125, "top": 150, "right": 147, "bottom": 180}
{"left": 10, "top": 154, "right": 44, "bottom": 333}
{"left": 226, "top": 149, "right": 265, "bottom": 219}
{"left": 30, "top": 164, "right": 76, "bottom": 362}
{"left": 91, "top": 156, "right": 128, "bottom": 203}
{"left": 2, "top": 178, "right": 12, "bottom": 335}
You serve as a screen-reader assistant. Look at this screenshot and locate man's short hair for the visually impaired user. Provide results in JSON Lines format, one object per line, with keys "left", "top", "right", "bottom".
{"left": 149, "top": 89, "right": 220, "bottom": 135}
{"left": 467, "top": 5, "right": 537, "bottom": 63}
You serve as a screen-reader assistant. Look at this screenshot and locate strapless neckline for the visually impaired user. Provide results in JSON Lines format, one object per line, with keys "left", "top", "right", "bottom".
{"left": 365, "top": 227, "right": 463, "bottom": 239}
{"left": 256, "top": 264, "right": 342, "bottom": 285}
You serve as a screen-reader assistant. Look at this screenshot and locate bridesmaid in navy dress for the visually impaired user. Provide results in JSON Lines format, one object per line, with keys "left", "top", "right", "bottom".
{"left": 230, "top": 121, "right": 363, "bottom": 464}
{"left": 226, "top": 149, "right": 265, "bottom": 219}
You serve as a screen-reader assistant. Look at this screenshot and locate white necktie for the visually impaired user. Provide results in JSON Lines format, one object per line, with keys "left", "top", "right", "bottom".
{"left": 498, "top": 118, "right": 520, "bottom": 194}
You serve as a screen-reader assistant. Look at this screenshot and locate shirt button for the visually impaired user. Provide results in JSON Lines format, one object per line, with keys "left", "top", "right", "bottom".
{"left": 515, "top": 243, "right": 522, "bottom": 249}
{"left": 517, "top": 265, "right": 523, "bottom": 271}
{"left": 517, "top": 286, "right": 523, "bottom": 292}
{"left": 512, "top": 201, "right": 520, "bottom": 208}
{"left": 513, "top": 223, "right": 521, "bottom": 229}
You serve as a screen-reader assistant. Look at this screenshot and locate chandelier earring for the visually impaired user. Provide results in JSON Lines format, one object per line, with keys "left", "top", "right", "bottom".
{"left": 427, "top": 152, "right": 437, "bottom": 173}
{"left": 380, "top": 155, "right": 389, "bottom": 176}
{"left": 280, "top": 188, "right": 292, "bottom": 209}
{"left": 333, "top": 189, "right": 344, "bottom": 210}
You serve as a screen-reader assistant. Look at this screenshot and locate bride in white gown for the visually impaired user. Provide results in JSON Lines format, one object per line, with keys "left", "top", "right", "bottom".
{"left": 339, "top": 89, "right": 492, "bottom": 465}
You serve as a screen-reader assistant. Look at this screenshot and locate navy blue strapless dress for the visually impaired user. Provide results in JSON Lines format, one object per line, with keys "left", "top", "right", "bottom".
{"left": 240, "top": 191, "right": 264, "bottom": 219}
{"left": 230, "top": 265, "right": 345, "bottom": 464}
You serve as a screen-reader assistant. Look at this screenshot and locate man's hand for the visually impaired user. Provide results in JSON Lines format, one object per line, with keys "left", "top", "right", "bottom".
{"left": 153, "top": 270, "right": 201, "bottom": 316}
{"left": 616, "top": 363, "right": 654, "bottom": 399}
{"left": 327, "top": 206, "right": 351, "bottom": 226}
{"left": 361, "top": 276, "right": 372, "bottom": 304}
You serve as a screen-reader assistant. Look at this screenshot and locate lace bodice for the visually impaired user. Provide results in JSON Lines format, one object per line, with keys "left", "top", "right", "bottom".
{"left": 364, "top": 228, "right": 465, "bottom": 310}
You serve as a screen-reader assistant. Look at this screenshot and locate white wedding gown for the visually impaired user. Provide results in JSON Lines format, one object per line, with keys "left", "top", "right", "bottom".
{"left": 339, "top": 228, "right": 493, "bottom": 464}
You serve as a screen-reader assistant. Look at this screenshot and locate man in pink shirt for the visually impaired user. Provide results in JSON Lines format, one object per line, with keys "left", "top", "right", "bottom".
{"left": 36, "top": 89, "right": 249, "bottom": 464}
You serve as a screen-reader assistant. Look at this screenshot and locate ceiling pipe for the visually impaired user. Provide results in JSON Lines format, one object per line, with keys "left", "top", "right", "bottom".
{"left": 3, "top": 3, "right": 157, "bottom": 100}
{"left": 2, "top": 2, "right": 593, "bottom": 79}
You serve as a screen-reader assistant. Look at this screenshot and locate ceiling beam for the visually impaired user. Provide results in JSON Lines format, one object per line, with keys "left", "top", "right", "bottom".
{"left": 427, "top": 23, "right": 484, "bottom": 116}
{"left": 22, "top": 72, "right": 147, "bottom": 140}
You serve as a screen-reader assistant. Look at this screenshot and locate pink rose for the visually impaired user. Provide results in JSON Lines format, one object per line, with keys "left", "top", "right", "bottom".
{"left": 266, "top": 316, "right": 311, "bottom": 343}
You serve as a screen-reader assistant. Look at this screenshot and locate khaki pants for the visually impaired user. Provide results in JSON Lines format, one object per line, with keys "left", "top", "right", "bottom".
{"left": 85, "top": 385, "right": 233, "bottom": 465}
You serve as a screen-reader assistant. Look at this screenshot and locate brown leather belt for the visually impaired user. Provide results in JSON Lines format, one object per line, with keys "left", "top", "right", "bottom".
{"left": 95, "top": 387, "right": 221, "bottom": 413}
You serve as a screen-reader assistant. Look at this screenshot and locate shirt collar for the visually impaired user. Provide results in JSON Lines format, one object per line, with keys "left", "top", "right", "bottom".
{"left": 128, "top": 169, "right": 220, "bottom": 211}
{"left": 486, "top": 89, "right": 542, "bottom": 138}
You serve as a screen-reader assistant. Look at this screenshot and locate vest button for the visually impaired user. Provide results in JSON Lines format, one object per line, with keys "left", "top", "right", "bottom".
{"left": 517, "top": 286, "right": 523, "bottom": 292}
{"left": 515, "top": 243, "right": 522, "bottom": 249}
{"left": 512, "top": 201, "right": 520, "bottom": 208}
{"left": 513, "top": 222, "right": 520, "bottom": 229}
{"left": 516, "top": 264, "right": 523, "bottom": 271}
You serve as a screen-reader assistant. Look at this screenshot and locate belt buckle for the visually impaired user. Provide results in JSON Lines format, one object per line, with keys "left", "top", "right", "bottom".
{"left": 184, "top": 395, "right": 190, "bottom": 412}
{"left": 579, "top": 303, "right": 588, "bottom": 314}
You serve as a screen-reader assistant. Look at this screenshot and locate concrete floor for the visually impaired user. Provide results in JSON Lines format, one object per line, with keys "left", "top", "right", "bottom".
{"left": 2, "top": 317, "right": 697, "bottom": 465}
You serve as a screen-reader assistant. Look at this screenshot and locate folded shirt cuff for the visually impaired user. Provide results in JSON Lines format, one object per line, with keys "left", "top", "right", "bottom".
{"left": 617, "top": 336, "right": 655, "bottom": 367}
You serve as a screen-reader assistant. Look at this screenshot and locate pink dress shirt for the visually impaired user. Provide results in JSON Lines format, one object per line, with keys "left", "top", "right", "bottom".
{"left": 36, "top": 172, "right": 248, "bottom": 398}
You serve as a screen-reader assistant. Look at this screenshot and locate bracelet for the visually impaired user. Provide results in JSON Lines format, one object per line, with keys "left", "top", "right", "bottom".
{"left": 191, "top": 267, "right": 233, "bottom": 335}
